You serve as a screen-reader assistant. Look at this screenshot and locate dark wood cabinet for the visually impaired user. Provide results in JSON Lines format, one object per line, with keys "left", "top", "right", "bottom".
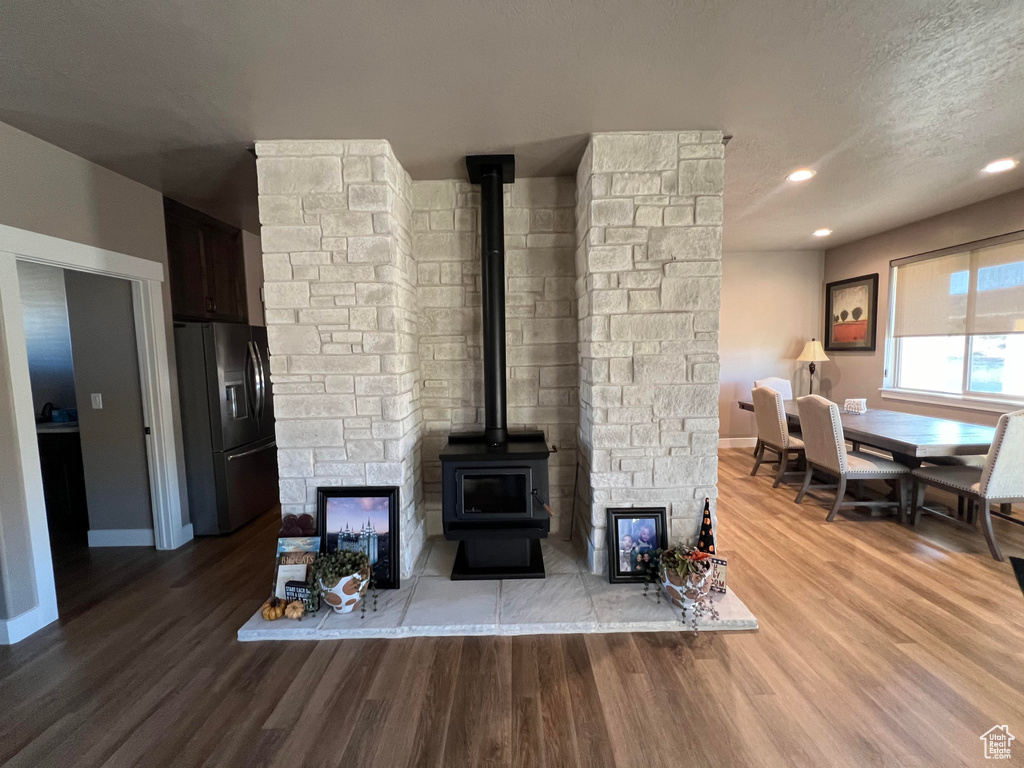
{"left": 166, "top": 210, "right": 208, "bottom": 320}
{"left": 37, "top": 430, "right": 90, "bottom": 551}
{"left": 164, "top": 198, "right": 248, "bottom": 323}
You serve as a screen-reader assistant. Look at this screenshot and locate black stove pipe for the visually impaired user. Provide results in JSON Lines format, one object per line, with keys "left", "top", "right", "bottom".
{"left": 479, "top": 169, "right": 507, "bottom": 446}
{"left": 467, "top": 154, "right": 515, "bottom": 447}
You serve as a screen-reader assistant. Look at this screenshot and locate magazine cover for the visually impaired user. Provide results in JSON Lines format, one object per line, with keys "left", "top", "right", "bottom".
{"left": 274, "top": 537, "right": 320, "bottom": 599}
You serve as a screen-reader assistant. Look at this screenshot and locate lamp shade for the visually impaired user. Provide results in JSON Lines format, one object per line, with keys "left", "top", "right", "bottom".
{"left": 797, "top": 338, "right": 829, "bottom": 362}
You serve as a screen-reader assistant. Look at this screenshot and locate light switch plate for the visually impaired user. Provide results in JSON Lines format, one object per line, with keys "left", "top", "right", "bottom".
{"left": 90, "top": 393, "right": 103, "bottom": 409}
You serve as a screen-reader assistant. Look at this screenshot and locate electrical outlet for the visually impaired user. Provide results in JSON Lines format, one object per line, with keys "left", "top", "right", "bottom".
{"left": 90, "top": 393, "right": 103, "bottom": 409}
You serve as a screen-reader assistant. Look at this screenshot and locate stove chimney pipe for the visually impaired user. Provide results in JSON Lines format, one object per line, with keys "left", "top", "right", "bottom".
{"left": 466, "top": 154, "right": 515, "bottom": 447}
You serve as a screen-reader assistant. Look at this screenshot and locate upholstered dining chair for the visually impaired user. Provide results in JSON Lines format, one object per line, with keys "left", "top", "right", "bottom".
{"left": 794, "top": 395, "right": 911, "bottom": 522}
{"left": 754, "top": 377, "right": 793, "bottom": 400}
{"left": 751, "top": 377, "right": 794, "bottom": 456}
{"left": 911, "top": 409, "right": 1024, "bottom": 561}
{"left": 750, "top": 386, "right": 805, "bottom": 488}
{"left": 921, "top": 454, "right": 987, "bottom": 523}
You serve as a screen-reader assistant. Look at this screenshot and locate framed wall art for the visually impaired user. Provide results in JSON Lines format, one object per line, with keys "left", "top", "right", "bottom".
{"left": 606, "top": 507, "right": 668, "bottom": 584}
{"left": 317, "top": 486, "right": 400, "bottom": 589}
{"left": 824, "top": 273, "right": 879, "bottom": 352}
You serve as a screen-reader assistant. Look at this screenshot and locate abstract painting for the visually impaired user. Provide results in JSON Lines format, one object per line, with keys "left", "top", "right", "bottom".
{"left": 825, "top": 273, "right": 879, "bottom": 351}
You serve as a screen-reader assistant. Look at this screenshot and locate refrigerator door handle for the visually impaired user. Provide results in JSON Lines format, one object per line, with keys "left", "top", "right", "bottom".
{"left": 245, "top": 341, "right": 260, "bottom": 420}
{"left": 227, "top": 439, "right": 277, "bottom": 461}
{"left": 252, "top": 341, "right": 267, "bottom": 421}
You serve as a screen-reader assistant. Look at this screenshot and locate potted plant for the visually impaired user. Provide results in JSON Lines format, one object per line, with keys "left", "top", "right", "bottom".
{"left": 650, "top": 544, "right": 719, "bottom": 631}
{"left": 307, "top": 550, "right": 372, "bottom": 615}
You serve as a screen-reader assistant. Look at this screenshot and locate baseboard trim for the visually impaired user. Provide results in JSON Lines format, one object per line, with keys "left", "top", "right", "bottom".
{"left": 0, "top": 602, "right": 59, "bottom": 645}
{"left": 167, "top": 523, "right": 194, "bottom": 550}
{"left": 719, "top": 437, "right": 758, "bottom": 449}
{"left": 88, "top": 528, "right": 156, "bottom": 547}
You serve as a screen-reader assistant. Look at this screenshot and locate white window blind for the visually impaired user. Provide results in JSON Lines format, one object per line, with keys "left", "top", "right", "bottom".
{"left": 971, "top": 240, "right": 1024, "bottom": 334}
{"left": 890, "top": 233, "right": 1024, "bottom": 401}
{"left": 893, "top": 238, "right": 1024, "bottom": 338}
{"left": 893, "top": 251, "right": 969, "bottom": 337}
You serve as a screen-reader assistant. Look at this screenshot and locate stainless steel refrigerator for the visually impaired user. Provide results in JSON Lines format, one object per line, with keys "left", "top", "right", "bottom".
{"left": 174, "top": 321, "right": 279, "bottom": 535}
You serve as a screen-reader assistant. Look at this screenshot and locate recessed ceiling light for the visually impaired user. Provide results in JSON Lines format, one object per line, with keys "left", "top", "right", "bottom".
{"left": 787, "top": 169, "right": 816, "bottom": 182}
{"left": 983, "top": 158, "right": 1018, "bottom": 174}
{"left": 813, "top": 228, "right": 832, "bottom": 237}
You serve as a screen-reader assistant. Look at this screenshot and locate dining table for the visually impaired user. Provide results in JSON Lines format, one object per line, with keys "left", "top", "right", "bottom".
{"left": 737, "top": 398, "right": 995, "bottom": 467}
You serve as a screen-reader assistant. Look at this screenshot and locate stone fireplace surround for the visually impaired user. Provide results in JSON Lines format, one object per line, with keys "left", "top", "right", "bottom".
{"left": 256, "top": 132, "right": 723, "bottom": 579}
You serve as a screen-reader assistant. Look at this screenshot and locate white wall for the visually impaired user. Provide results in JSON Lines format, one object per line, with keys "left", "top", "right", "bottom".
{"left": 719, "top": 250, "right": 824, "bottom": 441}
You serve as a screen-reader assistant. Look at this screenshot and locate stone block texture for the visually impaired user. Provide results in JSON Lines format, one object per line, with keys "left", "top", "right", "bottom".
{"left": 413, "top": 178, "right": 579, "bottom": 537}
{"left": 574, "top": 132, "right": 723, "bottom": 573}
{"left": 257, "top": 131, "right": 723, "bottom": 578}
{"left": 256, "top": 140, "right": 425, "bottom": 578}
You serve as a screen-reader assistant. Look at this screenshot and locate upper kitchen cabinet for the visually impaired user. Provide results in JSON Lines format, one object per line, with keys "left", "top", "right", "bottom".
{"left": 164, "top": 198, "right": 248, "bottom": 323}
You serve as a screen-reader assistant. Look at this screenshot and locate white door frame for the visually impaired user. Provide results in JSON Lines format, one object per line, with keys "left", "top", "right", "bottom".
{"left": 0, "top": 224, "right": 190, "bottom": 644}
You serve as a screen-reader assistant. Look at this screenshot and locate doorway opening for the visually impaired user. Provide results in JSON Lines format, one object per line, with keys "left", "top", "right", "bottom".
{"left": 0, "top": 224, "right": 187, "bottom": 644}
{"left": 16, "top": 262, "right": 156, "bottom": 613}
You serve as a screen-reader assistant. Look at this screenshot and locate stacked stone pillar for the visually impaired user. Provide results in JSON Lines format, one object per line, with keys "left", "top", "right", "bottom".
{"left": 255, "top": 140, "right": 424, "bottom": 577}
{"left": 574, "top": 132, "right": 724, "bottom": 572}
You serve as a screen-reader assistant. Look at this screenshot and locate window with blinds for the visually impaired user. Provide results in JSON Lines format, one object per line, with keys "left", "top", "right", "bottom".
{"left": 890, "top": 233, "right": 1024, "bottom": 399}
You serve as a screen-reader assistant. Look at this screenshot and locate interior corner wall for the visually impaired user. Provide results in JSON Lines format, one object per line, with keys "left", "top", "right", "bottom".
{"left": 719, "top": 250, "right": 824, "bottom": 441}
{"left": 412, "top": 177, "right": 579, "bottom": 538}
{"left": 256, "top": 140, "right": 425, "bottom": 578}
{"left": 575, "top": 131, "right": 725, "bottom": 573}
{"left": 0, "top": 120, "right": 190, "bottom": 529}
{"left": 242, "top": 230, "right": 266, "bottom": 326}
{"left": 822, "top": 186, "right": 1024, "bottom": 428}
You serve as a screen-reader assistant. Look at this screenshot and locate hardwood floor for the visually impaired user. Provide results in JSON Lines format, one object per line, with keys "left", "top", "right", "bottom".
{"left": 2, "top": 448, "right": 1023, "bottom": 767}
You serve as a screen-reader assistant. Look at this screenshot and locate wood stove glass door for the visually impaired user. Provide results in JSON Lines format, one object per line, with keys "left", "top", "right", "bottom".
{"left": 456, "top": 467, "right": 532, "bottom": 519}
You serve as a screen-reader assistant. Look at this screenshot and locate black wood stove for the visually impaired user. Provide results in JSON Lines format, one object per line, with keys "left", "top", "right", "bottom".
{"left": 440, "top": 154, "right": 552, "bottom": 580}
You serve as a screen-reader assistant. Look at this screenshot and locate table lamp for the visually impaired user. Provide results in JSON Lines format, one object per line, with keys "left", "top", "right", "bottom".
{"left": 797, "top": 338, "right": 829, "bottom": 394}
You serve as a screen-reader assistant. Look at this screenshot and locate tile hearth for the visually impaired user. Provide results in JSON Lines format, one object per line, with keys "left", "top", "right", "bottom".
{"left": 239, "top": 538, "right": 758, "bottom": 641}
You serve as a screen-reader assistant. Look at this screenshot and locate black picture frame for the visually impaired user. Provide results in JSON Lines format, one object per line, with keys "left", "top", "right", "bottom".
{"left": 824, "top": 273, "right": 879, "bottom": 352}
{"left": 606, "top": 507, "right": 668, "bottom": 584}
{"left": 317, "top": 486, "right": 400, "bottom": 589}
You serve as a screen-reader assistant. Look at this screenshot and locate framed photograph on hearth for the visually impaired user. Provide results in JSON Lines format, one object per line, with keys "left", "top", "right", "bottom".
{"left": 317, "top": 486, "right": 400, "bottom": 589}
{"left": 606, "top": 507, "right": 668, "bottom": 584}
{"left": 824, "top": 273, "right": 879, "bottom": 352}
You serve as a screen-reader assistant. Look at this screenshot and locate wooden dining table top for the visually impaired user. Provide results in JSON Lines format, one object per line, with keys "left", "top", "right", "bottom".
{"left": 737, "top": 398, "right": 996, "bottom": 459}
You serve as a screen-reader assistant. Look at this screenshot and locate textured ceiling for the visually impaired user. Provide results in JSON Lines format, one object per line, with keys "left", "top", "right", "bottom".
{"left": 1, "top": 0, "right": 1023, "bottom": 250}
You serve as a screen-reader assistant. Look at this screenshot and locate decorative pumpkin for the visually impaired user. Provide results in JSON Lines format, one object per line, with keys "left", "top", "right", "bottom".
{"left": 261, "top": 597, "right": 286, "bottom": 621}
{"left": 284, "top": 600, "right": 305, "bottom": 620}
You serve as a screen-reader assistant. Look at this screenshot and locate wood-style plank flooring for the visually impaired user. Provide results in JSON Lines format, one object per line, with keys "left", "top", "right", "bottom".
{"left": 2, "top": 448, "right": 1023, "bottom": 767}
